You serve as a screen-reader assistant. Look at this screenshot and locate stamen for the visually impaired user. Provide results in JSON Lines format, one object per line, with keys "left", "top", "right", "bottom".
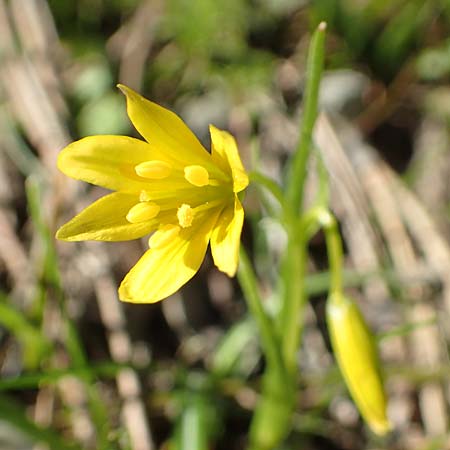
{"left": 135, "top": 160, "right": 172, "bottom": 179}
{"left": 191, "top": 198, "right": 224, "bottom": 214}
{"left": 126, "top": 202, "right": 160, "bottom": 223}
{"left": 184, "top": 165, "right": 209, "bottom": 187}
{"left": 148, "top": 224, "right": 180, "bottom": 249}
{"left": 139, "top": 190, "right": 152, "bottom": 202}
{"left": 177, "top": 204, "right": 194, "bottom": 228}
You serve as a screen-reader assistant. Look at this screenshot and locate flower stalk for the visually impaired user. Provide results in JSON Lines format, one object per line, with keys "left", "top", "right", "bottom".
{"left": 237, "top": 248, "right": 284, "bottom": 378}
{"left": 277, "top": 21, "right": 327, "bottom": 379}
{"left": 320, "top": 207, "right": 390, "bottom": 435}
{"left": 238, "top": 248, "right": 293, "bottom": 450}
{"left": 244, "top": 22, "right": 328, "bottom": 449}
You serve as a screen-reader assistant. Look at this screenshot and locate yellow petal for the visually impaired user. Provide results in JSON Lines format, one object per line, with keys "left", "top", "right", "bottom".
{"left": 56, "top": 192, "right": 157, "bottom": 241}
{"left": 210, "top": 196, "right": 244, "bottom": 277}
{"left": 117, "top": 84, "right": 212, "bottom": 168}
{"left": 118, "top": 208, "right": 221, "bottom": 303}
{"left": 326, "top": 293, "right": 391, "bottom": 435}
{"left": 148, "top": 224, "right": 180, "bottom": 249}
{"left": 209, "top": 125, "right": 249, "bottom": 193}
{"left": 57, "top": 135, "right": 161, "bottom": 192}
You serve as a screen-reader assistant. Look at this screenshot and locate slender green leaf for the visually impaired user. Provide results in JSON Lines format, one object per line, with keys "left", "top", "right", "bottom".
{"left": 0, "top": 395, "right": 83, "bottom": 450}
{"left": 285, "top": 22, "right": 327, "bottom": 214}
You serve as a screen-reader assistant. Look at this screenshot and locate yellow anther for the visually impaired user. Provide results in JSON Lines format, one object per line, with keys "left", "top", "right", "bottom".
{"left": 126, "top": 202, "right": 160, "bottom": 223}
{"left": 135, "top": 160, "right": 172, "bottom": 179}
{"left": 148, "top": 224, "right": 180, "bottom": 249}
{"left": 184, "top": 165, "right": 209, "bottom": 187}
{"left": 177, "top": 203, "right": 194, "bottom": 228}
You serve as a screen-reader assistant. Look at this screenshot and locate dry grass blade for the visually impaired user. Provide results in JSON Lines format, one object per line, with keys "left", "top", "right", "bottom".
{"left": 107, "top": 0, "right": 162, "bottom": 91}
{"left": 94, "top": 271, "right": 155, "bottom": 450}
{"left": 314, "top": 113, "right": 389, "bottom": 305}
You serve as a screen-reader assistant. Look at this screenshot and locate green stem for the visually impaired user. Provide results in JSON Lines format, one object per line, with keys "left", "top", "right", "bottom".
{"left": 320, "top": 210, "right": 344, "bottom": 294}
{"left": 178, "top": 393, "right": 209, "bottom": 450}
{"left": 277, "top": 227, "right": 308, "bottom": 375}
{"left": 300, "top": 207, "right": 344, "bottom": 295}
{"left": 237, "top": 247, "right": 284, "bottom": 376}
{"left": 244, "top": 22, "right": 328, "bottom": 449}
{"left": 285, "top": 22, "right": 327, "bottom": 214}
{"left": 249, "top": 171, "right": 284, "bottom": 206}
{"left": 277, "top": 206, "right": 345, "bottom": 376}
{"left": 248, "top": 368, "right": 295, "bottom": 450}
{"left": 239, "top": 250, "right": 296, "bottom": 450}
{"left": 277, "top": 22, "right": 326, "bottom": 376}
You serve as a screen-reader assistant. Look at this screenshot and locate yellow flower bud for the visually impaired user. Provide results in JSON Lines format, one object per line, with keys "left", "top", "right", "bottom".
{"left": 326, "top": 293, "right": 391, "bottom": 435}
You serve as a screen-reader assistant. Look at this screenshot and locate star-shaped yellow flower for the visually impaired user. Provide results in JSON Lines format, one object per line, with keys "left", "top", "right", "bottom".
{"left": 56, "top": 85, "right": 248, "bottom": 303}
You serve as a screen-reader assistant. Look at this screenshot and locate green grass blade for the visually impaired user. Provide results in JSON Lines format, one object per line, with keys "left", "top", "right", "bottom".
{"left": 210, "top": 318, "right": 257, "bottom": 377}
{"left": 0, "top": 394, "right": 83, "bottom": 450}
{"left": 25, "top": 176, "right": 112, "bottom": 450}
{"left": 0, "top": 293, "right": 51, "bottom": 369}
{"left": 0, "top": 362, "right": 125, "bottom": 391}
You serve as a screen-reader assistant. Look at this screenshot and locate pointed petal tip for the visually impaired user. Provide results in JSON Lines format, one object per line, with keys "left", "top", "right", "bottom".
{"left": 55, "top": 224, "right": 75, "bottom": 241}
{"left": 116, "top": 83, "right": 127, "bottom": 94}
{"left": 117, "top": 84, "right": 137, "bottom": 99}
{"left": 369, "top": 418, "right": 392, "bottom": 436}
{"left": 118, "top": 283, "right": 134, "bottom": 303}
{"left": 218, "top": 265, "right": 237, "bottom": 278}
{"left": 118, "top": 281, "right": 140, "bottom": 304}
{"left": 118, "top": 279, "right": 164, "bottom": 304}
{"left": 209, "top": 125, "right": 248, "bottom": 193}
{"left": 54, "top": 228, "right": 78, "bottom": 242}
{"left": 56, "top": 143, "right": 72, "bottom": 176}
{"left": 234, "top": 170, "right": 249, "bottom": 193}
{"left": 118, "top": 288, "right": 138, "bottom": 304}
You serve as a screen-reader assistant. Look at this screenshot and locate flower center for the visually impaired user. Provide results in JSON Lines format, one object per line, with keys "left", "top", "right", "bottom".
{"left": 139, "top": 190, "right": 152, "bottom": 202}
{"left": 177, "top": 204, "right": 194, "bottom": 228}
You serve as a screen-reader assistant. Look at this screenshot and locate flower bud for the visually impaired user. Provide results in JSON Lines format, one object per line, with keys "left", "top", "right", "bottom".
{"left": 326, "top": 292, "right": 391, "bottom": 435}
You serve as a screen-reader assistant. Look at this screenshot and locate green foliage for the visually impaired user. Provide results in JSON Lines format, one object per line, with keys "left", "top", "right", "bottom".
{"left": 77, "top": 92, "right": 130, "bottom": 135}
{"left": 211, "top": 318, "right": 258, "bottom": 377}
{"left": 4, "top": 0, "right": 450, "bottom": 449}
{"left": 311, "top": 0, "right": 438, "bottom": 79}
{"left": 0, "top": 293, "right": 51, "bottom": 370}
{"left": 372, "top": 0, "right": 431, "bottom": 77}
{"left": 417, "top": 39, "right": 450, "bottom": 80}
{"left": 171, "top": 372, "right": 222, "bottom": 450}
{"left": 165, "top": 0, "right": 249, "bottom": 60}
{"left": 0, "top": 395, "right": 82, "bottom": 450}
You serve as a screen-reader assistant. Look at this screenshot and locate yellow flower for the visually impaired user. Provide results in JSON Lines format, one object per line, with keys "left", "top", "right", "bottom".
{"left": 326, "top": 292, "right": 391, "bottom": 435}
{"left": 56, "top": 85, "right": 248, "bottom": 303}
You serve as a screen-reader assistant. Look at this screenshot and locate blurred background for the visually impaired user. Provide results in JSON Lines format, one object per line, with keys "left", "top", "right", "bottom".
{"left": 1, "top": 0, "right": 450, "bottom": 449}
